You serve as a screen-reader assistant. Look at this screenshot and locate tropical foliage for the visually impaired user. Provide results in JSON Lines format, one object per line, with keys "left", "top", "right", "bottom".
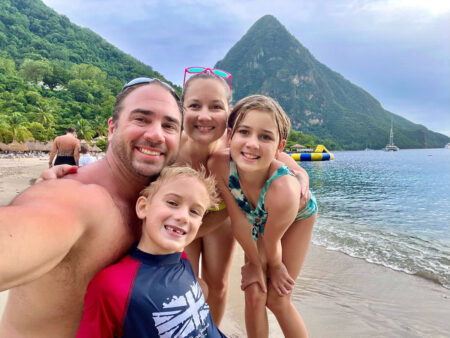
{"left": 0, "top": 0, "right": 180, "bottom": 145}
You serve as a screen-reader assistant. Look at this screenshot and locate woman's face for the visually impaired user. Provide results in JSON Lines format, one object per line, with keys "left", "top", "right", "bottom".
{"left": 182, "top": 78, "right": 229, "bottom": 144}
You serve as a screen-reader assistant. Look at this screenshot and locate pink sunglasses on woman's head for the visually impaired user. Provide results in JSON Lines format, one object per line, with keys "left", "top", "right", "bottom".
{"left": 183, "top": 67, "right": 232, "bottom": 90}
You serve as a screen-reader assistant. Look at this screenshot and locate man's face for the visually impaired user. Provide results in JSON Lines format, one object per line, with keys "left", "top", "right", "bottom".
{"left": 108, "top": 84, "right": 181, "bottom": 179}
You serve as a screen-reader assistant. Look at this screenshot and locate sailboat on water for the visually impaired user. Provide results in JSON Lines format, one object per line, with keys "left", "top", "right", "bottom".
{"left": 383, "top": 119, "right": 399, "bottom": 151}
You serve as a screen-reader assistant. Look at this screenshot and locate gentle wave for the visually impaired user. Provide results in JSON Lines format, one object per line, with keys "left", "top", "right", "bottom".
{"left": 303, "top": 149, "right": 450, "bottom": 290}
{"left": 312, "top": 217, "right": 450, "bottom": 289}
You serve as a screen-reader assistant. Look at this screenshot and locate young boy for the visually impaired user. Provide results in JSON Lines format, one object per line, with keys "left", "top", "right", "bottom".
{"left": 78, "top": 143, "right": 96, "bottom": 167}
{"left": 76, "top": 165, "right": 226, "bottom": 337}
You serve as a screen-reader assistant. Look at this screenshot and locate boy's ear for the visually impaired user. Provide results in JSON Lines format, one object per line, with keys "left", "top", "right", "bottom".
{"left": 276, "top": 139, "right": 287, "bottom": 158}
{"left": 135, "top": 196, "right": 148, "bottom": 220}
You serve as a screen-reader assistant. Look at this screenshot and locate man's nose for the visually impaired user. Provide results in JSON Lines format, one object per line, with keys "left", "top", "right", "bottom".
{"left": 144, "top": 123, "right": 164, "bottom": 143}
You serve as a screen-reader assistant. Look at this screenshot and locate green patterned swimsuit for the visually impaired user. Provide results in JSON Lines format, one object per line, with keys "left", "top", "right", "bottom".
{"left": 228, "top": 158, "right": 318, "bottom": 241}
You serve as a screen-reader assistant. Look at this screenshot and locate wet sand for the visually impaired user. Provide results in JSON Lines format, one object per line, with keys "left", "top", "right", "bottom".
{"left": 1, "top": 158, "right": 450, "bottom": 337}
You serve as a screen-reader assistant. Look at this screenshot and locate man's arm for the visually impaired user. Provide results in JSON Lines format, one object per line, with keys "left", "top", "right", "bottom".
{"left": 49, "top": 138, "right": 58, "bottom": 168}
{"left": 74, "top": 141, "right": 80, "bottom": 166}
{"left": 0, "top": 180, "right": 98, "bottom": 290}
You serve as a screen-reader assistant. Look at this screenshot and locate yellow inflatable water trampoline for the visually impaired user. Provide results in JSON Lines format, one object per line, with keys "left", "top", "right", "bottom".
{"left": 289, "top": 145, "right": 334, "bottom": 161}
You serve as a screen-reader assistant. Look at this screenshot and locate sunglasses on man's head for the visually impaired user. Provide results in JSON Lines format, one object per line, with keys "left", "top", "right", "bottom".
{"left": 122, "top": 77, "right": 180, "bottom": 101}
{"left": 183, "top": 67, "right": 232, "bottom": 90}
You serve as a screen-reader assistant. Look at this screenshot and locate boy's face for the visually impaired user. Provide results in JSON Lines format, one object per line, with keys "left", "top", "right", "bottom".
{"left": 136, "top": 176, "right": 209, "bottom": 254}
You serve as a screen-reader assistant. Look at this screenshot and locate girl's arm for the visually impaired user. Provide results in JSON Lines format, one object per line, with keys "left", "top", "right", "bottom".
{"left": 219, "top": 183, "right": 267, "bottom": 293}
{"left": 208, "top": 152, "right": 267, "bottom": 293}
{"left": 263, "top": 174, "right": 301, "bottom": 295}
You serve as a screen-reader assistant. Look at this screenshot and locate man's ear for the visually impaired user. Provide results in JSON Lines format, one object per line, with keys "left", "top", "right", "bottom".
{"left": 135, "top": 196, "right": 148, "bottom": 220}
{"left": 276, "top": 139, "right": 287, "bottom": 158}
{"left": 107, "top": 117, "right": 115, "bottom": 143}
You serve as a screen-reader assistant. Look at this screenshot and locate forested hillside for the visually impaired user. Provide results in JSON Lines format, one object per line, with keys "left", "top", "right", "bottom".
{"left": 0, "top": 0, "right": 178, "bottom": 145}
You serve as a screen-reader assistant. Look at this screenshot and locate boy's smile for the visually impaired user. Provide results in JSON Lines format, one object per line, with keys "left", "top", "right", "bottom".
{"left": 136, "top": 176, "right": 209, "bottom": 254}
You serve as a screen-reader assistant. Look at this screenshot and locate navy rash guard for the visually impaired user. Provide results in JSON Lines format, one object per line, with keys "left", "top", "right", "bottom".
{"left": 77, "top": 246, "right": 226, "bottom": 338}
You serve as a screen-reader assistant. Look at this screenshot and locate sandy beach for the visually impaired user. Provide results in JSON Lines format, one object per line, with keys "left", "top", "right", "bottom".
{"left": 1, "top": 157, "right": 449, "bottom": 337}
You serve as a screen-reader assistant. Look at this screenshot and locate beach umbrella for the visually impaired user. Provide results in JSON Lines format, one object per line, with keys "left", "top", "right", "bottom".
{"left": 290, "top": 144, "right": 306, "bottom": 152}
{"left": 7, "top": 141, "right": 29, "bottom": 152}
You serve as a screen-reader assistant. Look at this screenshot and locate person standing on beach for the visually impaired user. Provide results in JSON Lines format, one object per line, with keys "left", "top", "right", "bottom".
{"left": 48, "top": 127, "right": 81, "bottom": 167}
{"left": 209, "top": 95, "right": 317, "bottom": 337}
{"left": 0, "top": 77, "right": 182, "bottom": 337}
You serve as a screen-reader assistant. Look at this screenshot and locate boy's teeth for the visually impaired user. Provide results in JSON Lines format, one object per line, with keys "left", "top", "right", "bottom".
{"left": 166, "top": 225, "right": 185, "bottom": 235}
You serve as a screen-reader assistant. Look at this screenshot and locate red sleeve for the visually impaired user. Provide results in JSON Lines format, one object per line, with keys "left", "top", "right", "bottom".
{"left": 76, "top": 256, "right": 140, "bottom": 338}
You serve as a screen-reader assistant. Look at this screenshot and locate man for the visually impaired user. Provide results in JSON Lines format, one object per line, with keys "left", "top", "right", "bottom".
{"left": 48, "top": 127, "right": 81, "bottom": 167}
{"left": 0, "top": 78, "right": 182, "bottom": 337}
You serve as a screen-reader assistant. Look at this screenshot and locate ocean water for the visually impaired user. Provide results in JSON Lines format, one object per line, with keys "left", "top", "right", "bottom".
{"left": 301, "top": 148, "right": 450, "bottom": 289}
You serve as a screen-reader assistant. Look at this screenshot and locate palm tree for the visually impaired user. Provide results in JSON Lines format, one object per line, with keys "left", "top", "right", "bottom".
{"left": 34, "top": 100, "right": 56, "bottom": 129}
{"left": 8, "top": 112, "right": 32, "bottom": 142}
{"left": 0, "top": 115, "right": 12, "bottom": 143}
{"left": 92, "top": 116, "right": 108, "bottom": 137}
{"left": 75, "top": 118, "right": 94, "bottom": 141}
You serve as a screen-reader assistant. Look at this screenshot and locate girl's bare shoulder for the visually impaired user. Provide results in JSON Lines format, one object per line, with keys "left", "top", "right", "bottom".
{"left": 266, "top": 160, "right": 300, "bottom": 201}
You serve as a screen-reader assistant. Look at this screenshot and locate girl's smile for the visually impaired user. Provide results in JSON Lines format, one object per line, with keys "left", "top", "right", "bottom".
{"left": 230, "top": 110, "right": 284, "bottom": 171}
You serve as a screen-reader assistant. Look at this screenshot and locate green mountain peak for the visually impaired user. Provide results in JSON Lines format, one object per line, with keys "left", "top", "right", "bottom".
{"left": 216, "top": 15, "right": 449, "bottom": 149}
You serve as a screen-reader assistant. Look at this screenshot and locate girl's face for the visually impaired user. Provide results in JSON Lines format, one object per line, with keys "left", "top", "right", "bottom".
{"left": 229, "top": 110, "right": 285, "bottom": 173}
{"left": 183, "top": 78, "right": 229, "bottom": 144}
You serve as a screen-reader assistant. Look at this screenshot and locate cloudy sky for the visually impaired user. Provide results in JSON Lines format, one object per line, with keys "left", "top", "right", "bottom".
{"left": 41, "top": 0, "right": 450, "bottom": 137}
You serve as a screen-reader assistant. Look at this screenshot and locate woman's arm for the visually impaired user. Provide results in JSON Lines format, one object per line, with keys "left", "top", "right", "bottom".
{"left": 278, "top": 152, "right": 310, "bottom": 204}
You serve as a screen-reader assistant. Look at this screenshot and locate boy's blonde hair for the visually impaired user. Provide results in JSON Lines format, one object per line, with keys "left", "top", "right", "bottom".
{"left": 140, "top": 165, "right": 220, "bottom": 210}
{"left": 228, "top": 94, "right": 291, "bottom": 143}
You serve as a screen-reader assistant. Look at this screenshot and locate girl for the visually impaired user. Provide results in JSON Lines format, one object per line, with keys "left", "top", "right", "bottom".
{"left": 208, "top": 94, "right": 318, "bottom": 337}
